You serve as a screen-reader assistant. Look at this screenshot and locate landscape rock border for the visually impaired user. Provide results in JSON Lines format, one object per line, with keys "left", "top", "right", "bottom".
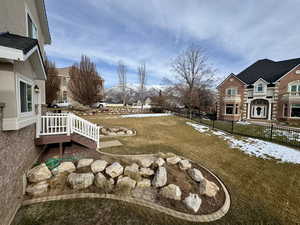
{"left": 22, "top": 162, "right": 230, "bottom": 223}
{"left": 100, "top": 126, "right": 137, "bottom": 138}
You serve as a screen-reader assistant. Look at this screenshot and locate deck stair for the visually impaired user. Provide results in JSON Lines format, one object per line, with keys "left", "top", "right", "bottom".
{"left": 35, "top": 112, "right": 100, "bottom": 150}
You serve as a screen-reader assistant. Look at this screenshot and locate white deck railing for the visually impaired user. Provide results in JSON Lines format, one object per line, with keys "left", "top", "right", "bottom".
{"left": 36, "top": 112, "right": 100, "bottom": 148}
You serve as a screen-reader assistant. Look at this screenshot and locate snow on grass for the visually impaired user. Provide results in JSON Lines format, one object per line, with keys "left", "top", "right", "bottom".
{"left": 121, "top": 113, "right": 173, "bottom": 118}
{"left": 186, "top": 122, "right": 300, "bottom": 164}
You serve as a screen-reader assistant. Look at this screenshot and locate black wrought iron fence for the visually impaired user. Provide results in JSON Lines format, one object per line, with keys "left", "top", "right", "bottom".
{"left": 168, "top": 108, "right": 300, "bottom": 148}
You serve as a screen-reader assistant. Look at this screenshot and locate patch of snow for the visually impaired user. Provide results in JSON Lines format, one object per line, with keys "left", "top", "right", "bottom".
{"left": 236, "top": 121, "right": 251, "bottom": 125}
{"left": 187, "top": 122, "right": 300, "bottom": 164}
{"left": 121, "top": 113, "right": 173, "bottom": 118}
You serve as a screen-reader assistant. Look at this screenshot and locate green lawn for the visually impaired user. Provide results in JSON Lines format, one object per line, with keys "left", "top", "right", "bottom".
{"left": 13, "top": 116, "right": 300, "bottom": 225}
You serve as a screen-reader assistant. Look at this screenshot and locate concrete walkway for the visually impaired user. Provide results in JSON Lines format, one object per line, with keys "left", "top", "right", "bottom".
{"left": 99, "top": 140, "right": 123, "bottom": 149}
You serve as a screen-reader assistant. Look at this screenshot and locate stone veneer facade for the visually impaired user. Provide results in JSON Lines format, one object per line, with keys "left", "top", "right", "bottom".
{"left": 217, "top": 65, "right": 300, "bottom": 122}
{"left": 0, "top": 105, "right": 42, "bottom": 225}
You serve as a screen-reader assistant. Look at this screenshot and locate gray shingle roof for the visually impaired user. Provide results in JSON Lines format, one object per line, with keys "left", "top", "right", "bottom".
{"left": 236, "top": 58, "right": 300, "bottom": 84}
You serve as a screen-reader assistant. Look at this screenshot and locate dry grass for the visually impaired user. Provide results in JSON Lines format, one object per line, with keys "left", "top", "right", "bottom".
{"left": 12, "top": 116, "right": 300, "bottom": 225}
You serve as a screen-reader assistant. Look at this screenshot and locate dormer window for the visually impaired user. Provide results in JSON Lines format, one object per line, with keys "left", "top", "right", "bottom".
{"left": 256, "top": 83, "right": 264, "bottom": 93}
{"left": 27, "top": 14, "right": 38, "bottom": 39}
{"left": 226, "top": 88, "right": 237, "bottom": 96}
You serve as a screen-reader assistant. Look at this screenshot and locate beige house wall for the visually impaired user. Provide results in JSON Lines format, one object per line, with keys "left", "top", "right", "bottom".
{"left": 0, "top": 0, "right": 47, "bottom": 55}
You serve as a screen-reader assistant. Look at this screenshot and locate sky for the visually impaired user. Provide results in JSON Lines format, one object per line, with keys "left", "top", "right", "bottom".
{"left": 45, "top": 0, "right": 300, "bottom": 88}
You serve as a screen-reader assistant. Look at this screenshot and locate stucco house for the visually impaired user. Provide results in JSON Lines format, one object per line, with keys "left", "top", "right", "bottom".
{"left": 0, "top": 0, "right": 51, "bottom": 224}
{"left": 217, "top": 58, "right": 300, "bottom": 122}
{"left": 55, "top": 66, "right": 104, "bottom": 105}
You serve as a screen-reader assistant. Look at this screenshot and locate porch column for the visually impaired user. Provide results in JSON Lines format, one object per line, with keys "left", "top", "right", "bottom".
{"left": 247, "top": 103, "right": 251, "bottom": 119}
{"left": 268, "top": 101, "right": 272, "bottom": 120}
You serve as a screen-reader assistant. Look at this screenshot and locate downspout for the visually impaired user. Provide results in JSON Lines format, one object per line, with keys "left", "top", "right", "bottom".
{"left": 0, "top": 103, "right": 6, "bottom": 131}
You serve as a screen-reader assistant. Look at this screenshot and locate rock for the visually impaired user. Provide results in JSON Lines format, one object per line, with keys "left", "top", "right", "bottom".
{"left": 183, "top": 193, "right": 202, "bottom": 213}
{"left": 166, "top": 156, "right": 181, "bottom": 165}
{"left": 117, "top": 131, "right": 126, "bottom": 135}
{"left": 178, "top": 160, "right": 192, "bottom": 170}
{"left": 52, "top": 162, "right": 76, "bottom": 176}
{"left": 26, "top": 181, "right": 49, "bottom": 196}
{"left": 27, "top": 163, "right": 52, "bottom": 183}
{"left": 77, "top": 159, "right": 94, "bottom": 169}
{"left": 126, "top": 130, "right": 134, "bottom": 135}
{"left": 105, "top": 162, "right": 124, "bottom": 178}
{"left": 137, "top": 179, "right": 151, "bottom": 188}
{"left": 160, "top": 184, "right": 182, "bottom": 200}
{"left": 91, "top": 160, "right": 108, "bottom": 173}
{"left": 117, "top": 176, "right": 136, "bottom": 189}
{"left": 199, "top": 179, "right": 220, "bottom": 197}
{"left": 124, "top": 163, "right": 139, "bottom": 177}
{"left": 67, "top": 173, "right": 94, "bottom": 189}
{"left": 188, "top": 168, "right": 204, "bottom": 182}
{"left": 154, "top": 158, "right": 165, "bottom": 167}
{"left": 152, "top": 167, "right": 167, "bottom": 187}
{"left": 94, "top": 172, "right": 107, "bottom": 188}
{"left": 138, "top": 158, "right": 153, "bottom": 168}
{"left": 139, "top": 168, "right": 154, "bottom": 177}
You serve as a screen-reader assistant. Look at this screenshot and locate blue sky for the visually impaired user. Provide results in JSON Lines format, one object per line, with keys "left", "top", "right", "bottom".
{"left": 45, "top": 0, "right": 300, "bottom": 88}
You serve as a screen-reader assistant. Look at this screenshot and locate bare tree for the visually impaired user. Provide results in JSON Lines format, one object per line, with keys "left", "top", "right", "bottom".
{"left": 137, "top": 62, "right": 147, "bottom": 110}
{"left": 69, "top": 55, "right": 104, "bottom": 105}
{"left": 45, "top": 58, "right": 60, "bottom": 105}
{"left": 171, "top": 45, "right": 215, "bottom": 118}
{"left": 117, "top": 61, "right": 127, "bottom": 106}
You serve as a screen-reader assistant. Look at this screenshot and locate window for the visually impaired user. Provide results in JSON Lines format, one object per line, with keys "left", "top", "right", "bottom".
{"left": 283, "top": 104, "right": 288, "bottom": 117}
{"left": 226, "top": 88, "right": 237, "bottom": 96}
{"left": 63, "top": 91, "right": 68, "bottom": 101}
{"left": 27, "top": 14, "right": 38, "bottom": 39}
{"left": 20, "top": 81, "right": 32, "bottom": 113}
{"left": 235, "top": 104, "right": 239, "bottom": 114}
{"left": 256, "top": 83, "right": 264, "bottom": 92}
{"left": 226, "top": 104, "right": 234, "bottom": 114}
{"left": 291, "top": 104, "right": 300, "bottom": 117}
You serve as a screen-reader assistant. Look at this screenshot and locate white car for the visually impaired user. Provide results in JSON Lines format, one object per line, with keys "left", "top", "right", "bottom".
{"left": 52, "top": 100, "right": 72, "bottom": 108}
{"left": 92, "top": 101, "right": 107, "bottom": 108}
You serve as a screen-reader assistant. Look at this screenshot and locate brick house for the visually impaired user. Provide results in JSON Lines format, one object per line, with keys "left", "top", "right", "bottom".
{"left": 217, "top": 58, "right": 300, "bottom": 122}
{"left": 0, "top": 0, "right": 51, "bottom": 224}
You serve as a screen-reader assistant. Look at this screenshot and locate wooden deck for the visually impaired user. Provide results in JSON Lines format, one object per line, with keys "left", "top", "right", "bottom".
{"left": 36, "top": 134, "right": 97, "bottom": 150}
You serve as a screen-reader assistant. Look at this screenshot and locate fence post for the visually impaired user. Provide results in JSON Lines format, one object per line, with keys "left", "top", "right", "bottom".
{"left": 231, "top": 121, "right": 234, "bottom": 134}
{"left": 212, "top": 119, "right": 215, "bottom": 129}
{"left": 270, "top": 123, "right": 273, "bottom": 140}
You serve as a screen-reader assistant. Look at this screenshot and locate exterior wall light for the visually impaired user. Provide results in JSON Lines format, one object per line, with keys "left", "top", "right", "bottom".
{"left": 34, "top": 85, "right": 40, "bottom": 93}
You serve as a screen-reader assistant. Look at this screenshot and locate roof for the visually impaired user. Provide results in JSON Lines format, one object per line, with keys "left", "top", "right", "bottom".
{"left": 0, "top": 32, "right": 38, "bottom": 54}
{"left": 57, "top": 67, "right": 71, "bottom": 77}
{"left": 236, "top": 58, "right": 300, "bottom": 84}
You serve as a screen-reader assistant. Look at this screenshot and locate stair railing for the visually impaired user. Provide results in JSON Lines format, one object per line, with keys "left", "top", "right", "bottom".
{"left": 37, "top": 112, "right": 100, "bottom": 148}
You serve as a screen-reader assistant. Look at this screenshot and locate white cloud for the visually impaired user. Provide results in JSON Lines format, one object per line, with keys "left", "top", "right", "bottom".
{"left": 45, "top": 0, "right": 300, "bottom": 87}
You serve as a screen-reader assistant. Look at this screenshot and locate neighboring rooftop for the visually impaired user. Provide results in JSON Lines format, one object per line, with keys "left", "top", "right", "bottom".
{"left": 236, "top": 58, "right": 300, "bottom": 84}
{"left": 57, "top": 67, "right": 71, "bottom": 77}
{"left": 0, "top": 32, "right": 38, "bottom": 54}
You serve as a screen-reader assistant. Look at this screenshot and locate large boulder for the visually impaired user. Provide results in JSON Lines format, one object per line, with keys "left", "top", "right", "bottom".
{"left": 126, "top": 130, "right": 134, "bottom": 135}
{"left": 178, "top": 160, "right": 192, "bottom": 170}
{"left": 152, "top": 167, "right": 167, "bottom": 187}
{"left": 138, "top": 158, "right": 153, "bottom": 168}
{"left": 67, "top": 173, "right": 94, "bottom": 189}
{"left": 94, "top": 172, "right": 114, "bottom": 191}
{"left": 188, "top": 168, "right": 204, "bottom": 182}
{"left": 27, "top": 163, "right": 52, "bottom": 183}
{"left": 91, "top": 160, "right": 108, "bottom": 173}
{"left": 183, "top": 193, "right": 202, "bottom": 213}
{"left": 154, "top": 158, "right": 165, "bottom": 167}
{"left": 139, "top": 168, "right": 154, "bottom": 177}
{"left": 137, "top": 179, "right": 151, "bottom": 188}
{"left": 117, "top": 176, "right": 136, "bottom": 189}
{"left": 77, "top": 159, "right": 94, "bottom": 169}
{"left": 52, "top": 162, "right": 76, "bottom": 176}
{"left": 166, "top": 156, "right": 181, "bottom": 165}
{"left": 199, "top": 179, "right": 220, "bottom": 197}
{"left": 26, "top": 181, "right": 49, "bottom": 196}
{"left": 105, "top": 162, "right": 124, "bottom": 178}
{"left": 160, "top": 184, "right": 182, "bottom": 200}
{"left": 124, "top": 163, "right": 139, "bottom": 177}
